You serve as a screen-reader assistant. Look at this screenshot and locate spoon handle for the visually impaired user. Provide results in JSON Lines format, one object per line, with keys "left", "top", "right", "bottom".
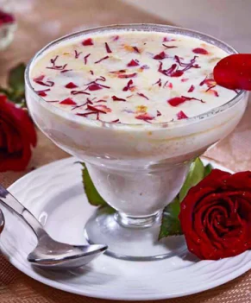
{"left": 0, "top": 184, "right": 45, "bottom": 238}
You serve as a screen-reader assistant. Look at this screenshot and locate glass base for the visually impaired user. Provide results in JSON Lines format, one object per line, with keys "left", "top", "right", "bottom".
{"left": 85, "top": 207, "right": 186, "bottom": 261}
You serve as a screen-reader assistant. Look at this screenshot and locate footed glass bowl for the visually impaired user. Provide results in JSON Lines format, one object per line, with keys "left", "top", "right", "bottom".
{"left": 25, "top": 24, "right": 249, "bottom": 260}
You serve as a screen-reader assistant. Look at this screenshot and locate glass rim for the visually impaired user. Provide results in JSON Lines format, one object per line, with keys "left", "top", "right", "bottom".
{"left": 25, "top": 23, "right": 247, "bottom": 129}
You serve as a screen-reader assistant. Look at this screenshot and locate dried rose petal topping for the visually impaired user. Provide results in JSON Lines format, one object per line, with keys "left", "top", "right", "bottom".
{"left": 135, "top": 113, "right": 154, "bottom": 121}
{"left": 60, "top": 98, "right": 77, "bottom": 105}
{"left": 193, "top": 48, "right": 209, "bottom": 55}
{"left": 162, "top": 44, "right": 177, "bottom": 49}
{"left": 36, "top": 89, "right": 50, "bottom": 97}
{"left": 137, "top": 93, "right": 149, "bottom": 100}
{"left": 171, "top": 70, "right": 184, "bottom": 77}
{"left": 65, "top": 82, "right": 78, "bottom": 89}
{"left": 140, "top": 65, "right": 149, "bottom": 70}
{"left": 168, "top": 96, "right": 204, "bottom": 107}
{"left": 71, "top": 90, "right": 90, "bottom": 95}
{"left": 84, "top": 54, "right": 90, "bottom": 64}
{"left": 105, "top": 42, "right": 112, "bottom": 53}
{"left": 82, "top": 38, "right": 93, "bottom": 46}
{"left": 177, "top": 110, "right": 188, "bottom": 120}
{"left": 153, "top": 51, "right": 167, "bottom": 60}
{"left": 133, "top": 46, "right": 140, "bottom": 53}
{"left": 113, "top": 35, "right": 119, "bottom": 41}
{"left": 118, "top": 73, "right": 137, "bottom": 79}
{"left": 127, "top": 59, "right": 139, "bottom": 67}
{"left": 163, "top": 37, "right": 175, "bottom": 42}
{"left": 31, "top": 31, "right": 238, "bottom": 125}
{"left": 87, "top": 104, "right": 111, "bottom": 113}
{"left": 214, "top": 54, "right": 251, "bottom": 90}
{"left": 123, "top": 79, "right": 134, "bottom": 92}
{"left": 34, "top": 75, "right": 54, "bottom": 87}
{"left": 111, "top": 119, "right": 120, "bottom": 123}
{"left": 188, "top": 85, "right": 195, "bottom": 93}
{"left": 74, "top": 50, "right": 82, "bottom": 59}
{"left": 112, "top": 96, "right": 126, "bottom": 102}
{"left": 95, "top": 56, "right": 109, "bottom": 64}
{"left": 88, "top": 83, "right": 103, "bottom": 91}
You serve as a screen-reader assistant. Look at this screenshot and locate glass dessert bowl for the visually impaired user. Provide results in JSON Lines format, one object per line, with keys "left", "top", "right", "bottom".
{"left": 25, "top": 24, "right": 249, "bottom": 260}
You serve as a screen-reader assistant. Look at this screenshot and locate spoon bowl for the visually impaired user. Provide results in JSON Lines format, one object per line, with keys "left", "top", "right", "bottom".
{"left": 0, "top": 185, "right": 107, "bottom": 269}
{"left": 0, "top": 209, "right": 5, "bottom": 235}
{"left": 28, "top": 233, "right": 107, "bottom": 269}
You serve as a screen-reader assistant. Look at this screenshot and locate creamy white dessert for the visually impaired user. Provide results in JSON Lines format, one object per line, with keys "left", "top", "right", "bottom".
{"left": 27, "top": 26, "right": 248, "bottom": 220}
{"left": 30, "top": 31, "right": 237, "bottom": 124}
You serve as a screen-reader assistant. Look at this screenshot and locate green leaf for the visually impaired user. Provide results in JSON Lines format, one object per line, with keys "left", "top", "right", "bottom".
{"left": 8, "top": 63, "right": 26, "bottom": 94}
{"left": 204, "top": 163, "right": 213, "bottom": 177}
{"left": 0, "top": 63, "right": 26, "bottom": 106}
{"left": 0, "top": 87, "right": 11, "bottom": 96}
{"left": 158, "top": 198, "right": 182, "bottom": 240}
{"left": 81, "top": 163, "right": 108, "bottom": 207}
{"left": 179, "top": 158, "right": 205, "bottom": 202}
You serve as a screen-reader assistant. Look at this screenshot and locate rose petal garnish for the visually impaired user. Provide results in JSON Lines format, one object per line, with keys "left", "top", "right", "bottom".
{"left": 105, "top": 42, "right": 112, "bottom": 53}
{"left": 65, "top": 82, "right": 78, "bottom": 89}
{"left": 168, "top": 96, "right": 204, "bottom": 106}
{"left": 188, "top": 85, "right": 195, "bottom": 93}
{"left": 214, "top": 54, "right": 251, "bottom": 90}
{"left": 177, "top": 110, "right": 188, "bottom": 120}
{"left": 112, "top": 96, "right": 126, "bottom": 102}
{"left": 127, "top": 59, "right": 139, "bottom": 67}
{"left": 135, "top": 113, "right": 154, "bottom": 121}
{"left": 193, "top": 48, "right": 209, "bottom": 55}
{"left": 82, "top": 38, "right": 93, "bottom": 46}
{"left": 153, "top": 51, "right": 167, "bottom": 60}
{"left": 60, "top": 98, "right": 77, "bottom": 105}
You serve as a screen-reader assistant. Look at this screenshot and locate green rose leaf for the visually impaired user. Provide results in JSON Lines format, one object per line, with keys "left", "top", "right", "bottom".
{"left": 0, "top": 63, "right": 26, "bottom": 107}
{"left": 8, "top": 63, "right": 26, "bottom": 94}
{"left": 81, "top": 163, "right": 108, "bottom": 207}
{"left": 179, "top": 158, "right": 205, "bottom": 202}
{"left": 204, "top": 163, "right": 213, "bottom": 177}
{"left": 158, "top": 158, "right": 208, "bottom": 239}
{"left": 158, "top": 198, "right": 182, "bottom": 240}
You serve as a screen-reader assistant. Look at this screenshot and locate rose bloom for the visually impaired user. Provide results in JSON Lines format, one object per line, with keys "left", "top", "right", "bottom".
{"left": 0, "top": 95, "right": 37, "bottom": 171}
{"left": 179, "top": 169, "right": 251, "bottom": 260}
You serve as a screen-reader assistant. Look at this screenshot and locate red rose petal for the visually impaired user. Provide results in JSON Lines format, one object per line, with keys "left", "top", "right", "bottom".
{"left": 177, "top": 111, "right": 188, "bottom": 120}
{"left": 82, "top": 38, "right": 93, "bottom": 46}
{"left": 112, "top": 96, "right": 126, "bottom": 102}
{"left": 60, "top": 98, "right": 76, "bottom": 105}
{"left": 193, "top": 48, "right": 209, "bottom": 55}
{"left": 214, "top": 54, "right": 251, "bottom": 90}
{"left": 105, "top": 42, "right": 112, "bottom": 53}
{"left": 188, "top": 85, "right": 195, "bottom": 93}
{"left": 135, "top": 113, "right": 154, "bottom": 121}
{"left": 65, "top": 82, "right": 78, "bottom": 89}
{"left": 127, "top": 59, "right": 139, "bottom": 67}
{"left": 153, "top": 51, "right": 167, "bottom": 60}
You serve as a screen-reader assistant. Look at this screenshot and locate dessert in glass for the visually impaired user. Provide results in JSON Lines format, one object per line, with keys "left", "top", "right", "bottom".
{"left": 25, "top": 24, "right": 249, "bottom": 260}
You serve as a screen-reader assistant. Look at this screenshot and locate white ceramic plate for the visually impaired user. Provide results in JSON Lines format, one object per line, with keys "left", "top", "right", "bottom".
{"left": 1, "top": 157, "right": 251, "bottom": 301}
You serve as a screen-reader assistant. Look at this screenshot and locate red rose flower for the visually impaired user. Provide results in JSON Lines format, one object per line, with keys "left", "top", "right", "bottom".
{"left": 0, "top": 10, "right": 15, "bottom": 26}
{"left": 179, "top": 169, "right": 251, "bottom": 260}
{"left": 0, "top": 95, "right": 37, "bottom": 172}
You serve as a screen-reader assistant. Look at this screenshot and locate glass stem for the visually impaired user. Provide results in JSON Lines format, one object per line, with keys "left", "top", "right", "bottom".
{"left": 114, "top": 211, "right": 161, "bottom": 229}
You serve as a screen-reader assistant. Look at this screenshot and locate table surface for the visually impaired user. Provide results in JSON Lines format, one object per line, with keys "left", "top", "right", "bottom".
{"left": 0, "top": 0, "right": 251, "bottom": 302}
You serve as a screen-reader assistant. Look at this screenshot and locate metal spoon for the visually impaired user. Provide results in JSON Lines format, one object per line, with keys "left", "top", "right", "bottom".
{"left": 0, "top": 185, "right": 107, "bottom": 269}
{"left": 0, "top": 209, "right": 5, "bottom": 235}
